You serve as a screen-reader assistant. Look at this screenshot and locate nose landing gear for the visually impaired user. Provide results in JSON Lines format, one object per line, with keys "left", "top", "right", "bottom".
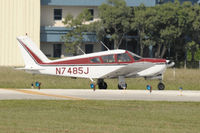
{"left": 118, "top": 83, "right": 127, "bottom": 90}
{"left": 158, "top": 82, "right": 165, "bottom": 90}
{"left": 118, "top": 76, "right": 127, "bottom": 90}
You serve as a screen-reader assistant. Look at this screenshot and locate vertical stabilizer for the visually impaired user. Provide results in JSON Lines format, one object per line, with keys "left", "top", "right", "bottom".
{"left": 17, "top": 36, "right": 50, "bottom": 67}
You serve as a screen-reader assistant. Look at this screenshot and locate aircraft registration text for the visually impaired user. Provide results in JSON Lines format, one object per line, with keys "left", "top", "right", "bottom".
{"left": 56, "top": 67, "right": 89, "bottom": 75}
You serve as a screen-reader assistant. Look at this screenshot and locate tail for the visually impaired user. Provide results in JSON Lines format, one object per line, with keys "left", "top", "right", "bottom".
{"left": 17, "top": 36, "right": 50, "bottom": 68}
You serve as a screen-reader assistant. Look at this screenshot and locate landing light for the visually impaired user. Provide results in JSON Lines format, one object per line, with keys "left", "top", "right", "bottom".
{"left": 146, "top": 85, "right": 151, "bottom": 90}
{"left": 90, "top": 83, "right": 94, "bottom": 89}
{"left": 35, "top": 82, "right": 40, "bottom": 87}
{"left": 35, "top": 81, "right": 41, "bottom": 89}
{"left": 146, "top": 85, "right": 152, "bottom": 93}
{"left": 90, "top": 83, "right": 96, "bottom": 91}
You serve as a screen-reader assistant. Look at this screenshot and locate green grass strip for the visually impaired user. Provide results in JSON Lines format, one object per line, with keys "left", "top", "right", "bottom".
{"left": 0, "top": 100, "right": 200, "bottom": 133}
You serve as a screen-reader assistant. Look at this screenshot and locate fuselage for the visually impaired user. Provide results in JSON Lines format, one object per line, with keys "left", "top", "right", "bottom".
{"left": 17, "top": 36, "right": 168, "bottom": 79}
{"left": 31, "top": 49, "right": 167, "bottom": 79}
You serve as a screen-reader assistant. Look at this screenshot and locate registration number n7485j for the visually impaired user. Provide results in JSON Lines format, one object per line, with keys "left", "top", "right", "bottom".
{"left": 56, "top": 67, "right": 89, "bottom": 75}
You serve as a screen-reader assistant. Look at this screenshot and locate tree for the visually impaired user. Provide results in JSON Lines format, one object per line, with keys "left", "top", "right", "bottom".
{"left": 156, "top": 1, "right": 200, "bottom": 60}
{"left": 186, "top": 41, "right": 199, "bottom": 61}
{"left": 131, "top": 5, "right": 157, "bottom": 56}
{"left": 98, "top": 0, "right": 133, "bottom": 49}
{"left": 186, "top": 3, "right": 200, "bottom": 61}
{"left": 155, "top": 2, "right": 182, "bottom": 58}
{"left": 132, "top": 1, "right": 192, "bottom": 59}
{"left": 62, "top": 9, "right": 92, "bottom": 55}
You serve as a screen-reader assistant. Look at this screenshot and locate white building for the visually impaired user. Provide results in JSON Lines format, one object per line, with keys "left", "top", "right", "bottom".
{"left": 0, "top": 0, "right": 40, "bottom": 66}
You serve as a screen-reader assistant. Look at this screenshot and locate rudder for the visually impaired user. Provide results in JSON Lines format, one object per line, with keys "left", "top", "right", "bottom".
{"left": 17, "top": 36, "right": 50, "bottom": 67}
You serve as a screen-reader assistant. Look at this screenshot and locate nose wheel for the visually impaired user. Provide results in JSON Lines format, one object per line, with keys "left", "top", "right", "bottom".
{"left": 118, "top": 83, "right": 127, "bottom": 90}
{"left": 158, "top": 82, "right": 165, "bottom": 90}
{"left": 118, "top": 76, "right": 127, "bottom": 90}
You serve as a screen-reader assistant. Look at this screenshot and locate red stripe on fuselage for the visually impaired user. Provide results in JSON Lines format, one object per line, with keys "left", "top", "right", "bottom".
{"left": 138, "top": 58, "right": 166, "bottom": 63}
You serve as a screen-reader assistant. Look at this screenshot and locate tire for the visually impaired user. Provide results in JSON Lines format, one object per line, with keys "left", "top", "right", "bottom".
{"left": 98, "top": 82, "right": 107, "bottom": 89}
{"left": 158, "top": 82, "right": 165, "bottom": 90}
{"left": 118, "top": 83, "right": 127, "bottom": 90}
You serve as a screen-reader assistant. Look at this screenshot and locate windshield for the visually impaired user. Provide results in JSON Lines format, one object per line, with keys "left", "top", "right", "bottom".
{"left": 128, "top": 51, "right": 142, "bottom": 61}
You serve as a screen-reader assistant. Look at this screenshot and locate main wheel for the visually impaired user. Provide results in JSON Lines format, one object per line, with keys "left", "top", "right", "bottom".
{"left": 118, "top": 83, "right": 127, "bottom": 90}
{"left": 98, "top": 82, "right": 107, "bottom": 89}
{"left": 158, "top": 82, "right": 165, "bottom": 90}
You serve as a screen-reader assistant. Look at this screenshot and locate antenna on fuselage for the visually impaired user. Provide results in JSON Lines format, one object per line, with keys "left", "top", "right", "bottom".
{"left": 100, "top": 41, "right": 110, "bottom": 51}
{"left": 77, "top": 46, "right": 86, "bottom": 55}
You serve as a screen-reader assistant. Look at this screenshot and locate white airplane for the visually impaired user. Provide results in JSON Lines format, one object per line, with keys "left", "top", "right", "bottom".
{"left": 17, "top": 36, "right": 174, "bottom": 90}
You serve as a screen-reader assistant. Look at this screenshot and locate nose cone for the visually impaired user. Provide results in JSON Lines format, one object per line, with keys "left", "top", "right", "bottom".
{"left": 165, "top": 59, "right": 175, "bottom": 67}
{"left": 166, "top": 60, "right": 175, "bottom": 67}
{"left": 166, "top": 60, "right": 170, "bottom": 63}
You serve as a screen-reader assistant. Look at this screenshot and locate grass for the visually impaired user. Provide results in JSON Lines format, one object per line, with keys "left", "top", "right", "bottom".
{"left": 0, "top": 100, "right": 200, "bottom": 133}
{"left": 0, "top": 67, "right": 199, "bottom": 90}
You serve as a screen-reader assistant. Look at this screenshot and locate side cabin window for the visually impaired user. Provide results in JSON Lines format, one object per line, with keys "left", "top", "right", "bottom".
{"left": 90, "top": 57, "right": 101, "bottom": 63}
{"left": 102, "top": 55, "right": 115, "bottom": 63}
{"left": 117, "top": 53, "right": 131, "bottom": 62}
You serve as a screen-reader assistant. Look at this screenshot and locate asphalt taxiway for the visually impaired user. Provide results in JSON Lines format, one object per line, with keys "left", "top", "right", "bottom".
{"left": 1, "top": 88, "right": 200, "bottom": 101}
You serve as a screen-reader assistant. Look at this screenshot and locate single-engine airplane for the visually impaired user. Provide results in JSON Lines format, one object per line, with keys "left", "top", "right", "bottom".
{"left": 17, "top": 36, "right": 174, "bottom": 90}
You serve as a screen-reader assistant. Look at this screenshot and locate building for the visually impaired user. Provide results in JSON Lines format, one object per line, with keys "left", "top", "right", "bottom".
{"left": 40, "top": 0, "right": 156, "bottom": 58}
{"left": 0, "top": 0, "right": 40, "bottom": 66}
{"left": 0, "top": 0, "right": 198, "bottom": 66}
{"left": 157, "top": 0, "right": 200, "bottom": 4}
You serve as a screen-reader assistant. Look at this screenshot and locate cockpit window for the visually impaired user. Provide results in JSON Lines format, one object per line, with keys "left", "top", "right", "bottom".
{"left": 133, "top": 56, "right": 141, "bottom": 61}
{"left": 90, "top": 57, "right": 101, "bottom": 63}
{"left": 102, "top": 55, "right": 115, "bottom": 63}
{"left": 128, "top": 51, "right": 142, "bottom": 61}
{"left": 117, "top": 53, "right": 131, "bottom": 62}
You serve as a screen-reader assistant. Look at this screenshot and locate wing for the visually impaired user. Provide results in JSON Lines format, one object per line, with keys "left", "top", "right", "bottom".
{"left": 100, "top": 62, "right": 154, "bottom": 78}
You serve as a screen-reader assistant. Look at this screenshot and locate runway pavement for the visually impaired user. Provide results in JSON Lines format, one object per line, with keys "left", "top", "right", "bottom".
{"left": 1, "top": 88, "right": 200, "bottom": 101}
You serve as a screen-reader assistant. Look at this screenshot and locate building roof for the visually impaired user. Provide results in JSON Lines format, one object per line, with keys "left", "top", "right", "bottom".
{"left": 41, "top": 0, "right": 156, "bottom": 7}
{"left": 158, "top": 0, "right": 200, "bottom": 4}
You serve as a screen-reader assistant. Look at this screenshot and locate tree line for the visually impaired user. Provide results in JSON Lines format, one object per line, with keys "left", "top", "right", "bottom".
{"left": 63, "top": 0, "right": 200, "bottom": 62}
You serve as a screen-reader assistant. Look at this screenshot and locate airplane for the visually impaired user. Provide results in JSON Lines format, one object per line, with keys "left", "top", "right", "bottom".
{"left": 17, "top": 36, "right": 174, "bottom": 90}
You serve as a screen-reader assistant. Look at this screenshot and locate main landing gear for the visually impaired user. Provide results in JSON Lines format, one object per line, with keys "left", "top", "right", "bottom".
{"left": 97, "top": 76, "right": 127, "bottom": 90}
{"left": 97, "top": 79, "right": 107, "bottom": 89}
